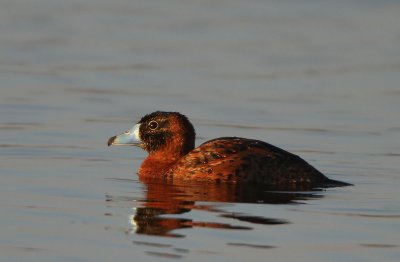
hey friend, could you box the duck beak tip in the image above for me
[107,136,116,147]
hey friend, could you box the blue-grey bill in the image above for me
[107,123,141,146]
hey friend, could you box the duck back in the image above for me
[166,137,348,187]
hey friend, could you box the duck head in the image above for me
[108,111,196,157]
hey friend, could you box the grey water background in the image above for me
[1,0,400,261]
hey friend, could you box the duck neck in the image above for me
[139,137,195,177]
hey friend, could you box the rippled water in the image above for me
[1,0,400,261]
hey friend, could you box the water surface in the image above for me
[1,0,400,261]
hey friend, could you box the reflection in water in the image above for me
[108,178,324,238]
[227,243,276,249]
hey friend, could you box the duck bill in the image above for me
[107,123,142,147]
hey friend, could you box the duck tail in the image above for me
[323,178,353,188]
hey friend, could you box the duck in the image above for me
[108,111,351,187]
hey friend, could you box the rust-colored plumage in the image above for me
[108,111,350,187]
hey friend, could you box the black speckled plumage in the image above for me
[167,137,348,187]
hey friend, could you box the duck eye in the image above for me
[148,121,158,130]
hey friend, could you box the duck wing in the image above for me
[167,137,340,187]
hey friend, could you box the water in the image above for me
[1,0,400,261]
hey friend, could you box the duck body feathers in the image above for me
[164,137,347,187]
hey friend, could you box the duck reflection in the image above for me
[128,177,322,237]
